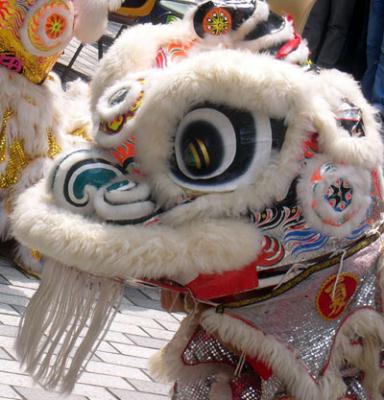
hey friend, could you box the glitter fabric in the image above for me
[343,376,370,400]
[231,374,262,400]
[0,116,61,189]
[172,374,264,400]
[172,377,213,400]
[229,238,381,379]
[182,325,239,367]
[0,109,14,162]
[0,0,74,84]
[178,326,264,399]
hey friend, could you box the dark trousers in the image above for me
[303,0,357,68]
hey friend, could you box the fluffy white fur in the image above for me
[297,155,372,238]
[90,22,195,110]
[95,76,147,147]
[11,181,262,281]
[315,68,383,168]
[113,51,381,227]
[124,50,378,226]
[73,0,122,43]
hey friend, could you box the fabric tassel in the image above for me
[16,259,123,393]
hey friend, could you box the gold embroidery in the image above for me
[0,139,29,189]
[0,109,15,162]
[31,249,42,262]
[47,128,62,158]
[324,277,348,317]
[69,125,94,142]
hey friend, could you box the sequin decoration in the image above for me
[230,239,381,380]
[47,128,62,158]
[31,249,42,261]
[0,117,62,189]
[173,377,213,400]
[69,126,93,142]
[20,0,74,57]
[0,139,29,189]
[231,374,262,400]
[324,178,353,213]
[0,108,14,162]
[182,326,239,366]
[203,7,232,36]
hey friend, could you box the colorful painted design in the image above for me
[316,273,359,320]
[253,205,302,231]
[0,0,11,23]
[302,133,319,160]
[100,90,144,135]
[255,235,285,267]
[0,52,23,72]
[202,7,232,36]
[45,12,66,39]
[21,0,74,57]
[0,0,74,82]
[324,178,353,213]
[155,40,195,69]
[284,227,329,256]
[111,138,136,166]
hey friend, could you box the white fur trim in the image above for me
[95,76,146,147]
[73,0,115,43]
[314,68,383,169]
[200,305,384,399]
[297,155,372,238]
[11,181,262,280]
[90,22,195,110]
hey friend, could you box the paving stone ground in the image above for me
[0,257,183,400]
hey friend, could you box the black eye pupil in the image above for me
[181,121,223,176]
[109,88,130,106]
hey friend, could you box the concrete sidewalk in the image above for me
[0,258,182,400]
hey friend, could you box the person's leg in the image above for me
[315,0,357,68]
[302,0,331,62]
[362,0,384,101]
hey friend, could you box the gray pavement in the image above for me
[0,257,182,400]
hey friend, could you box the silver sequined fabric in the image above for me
[182,326,238,366]
[344,376,370,400]
[230,239,381,379]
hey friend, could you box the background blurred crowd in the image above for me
[302,0,384,120]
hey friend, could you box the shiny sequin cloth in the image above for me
[174,326,262,399]
[229,238,382,379]
[173,237,383,399]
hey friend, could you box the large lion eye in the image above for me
[175,108,237,180]
[170,104,272,192]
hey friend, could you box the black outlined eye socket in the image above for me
[175,108,237,180]
[170,104,272,192]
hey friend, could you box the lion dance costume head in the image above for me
[11,1,384,399]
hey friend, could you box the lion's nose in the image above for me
[93,179,157,224]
